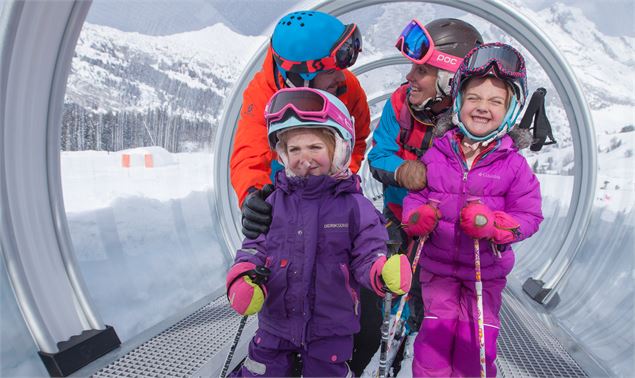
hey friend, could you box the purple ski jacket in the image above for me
[403,129,543,281]
[234,171,388,347]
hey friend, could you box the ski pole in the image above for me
[387,235,426,344]
[220,265,270,378]
[377,240,400,378]
[387,199,438,346]
[473,218,487,378]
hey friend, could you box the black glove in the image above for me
[241,184,274,239]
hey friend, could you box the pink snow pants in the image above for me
[412,270,506,377]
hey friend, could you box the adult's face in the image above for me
[312,69,346,95]
[405,63,438,106]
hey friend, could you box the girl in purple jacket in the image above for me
[225,87,412,377]
[402,43,544,377]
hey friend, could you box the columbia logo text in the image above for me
[324,223,349,229]
[479,172,501,180]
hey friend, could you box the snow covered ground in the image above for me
[61,148,229,344]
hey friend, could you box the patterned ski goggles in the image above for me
[395,19,463,72]
[459,42,527,101]
[463,43,525,78]
[265,87,354,135]
[272,23,362,75]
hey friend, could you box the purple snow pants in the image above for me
[412,270,506,377]
[233,328,353,377]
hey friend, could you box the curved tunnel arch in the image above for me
[1,0,631,376]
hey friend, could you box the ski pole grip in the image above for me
[249,266,271,286]
[386,240,401,258]
[381,240,402,293]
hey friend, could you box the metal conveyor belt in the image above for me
[496,288,587,377]
[84,289,590,377]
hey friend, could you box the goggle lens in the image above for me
[397,21,431,61]
[334,25,362,69]
[466,44,523,74]
[268,89,325,116]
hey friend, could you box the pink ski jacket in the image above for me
[403,129,543,281]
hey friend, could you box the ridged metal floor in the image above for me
[88,294,251,377]
[496,289,587,377]
[84,289,590,377]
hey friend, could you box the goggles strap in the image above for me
[427,50,463,72]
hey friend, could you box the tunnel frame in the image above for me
[0,0,597,375]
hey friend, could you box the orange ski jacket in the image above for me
[230,48,370,206]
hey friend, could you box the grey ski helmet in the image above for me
[426,18,483,98]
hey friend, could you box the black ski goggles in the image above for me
[464,43,525,78]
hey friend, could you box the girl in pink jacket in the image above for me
[402,43,544,377]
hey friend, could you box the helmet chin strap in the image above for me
[285,77,311,88]
[410,69,454,112]
[436,70,453,97]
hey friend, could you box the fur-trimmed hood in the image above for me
[429,110,533,150]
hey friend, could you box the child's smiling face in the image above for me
[459,76,510,138]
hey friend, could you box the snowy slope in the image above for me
[67,23,267,123]
[65,3,633,183]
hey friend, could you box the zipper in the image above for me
[454,169,469,275]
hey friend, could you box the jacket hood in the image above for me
[274,170,362,199]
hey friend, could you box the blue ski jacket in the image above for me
[367,84,439,221]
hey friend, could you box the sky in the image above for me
[86,0,635,37]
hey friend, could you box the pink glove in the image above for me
[491,211,521,244]
[460,203,495,239]
[370,255,412,297]
[460,203,520,243]
[226,262,267,315]
[402,202,441,237]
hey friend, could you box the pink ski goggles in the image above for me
[265,87,354,136]
[395,19,463,72]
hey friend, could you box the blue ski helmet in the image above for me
[272,11,346,81]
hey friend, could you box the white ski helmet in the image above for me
[265,87,355,176]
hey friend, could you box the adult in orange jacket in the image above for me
[230,10,370,239]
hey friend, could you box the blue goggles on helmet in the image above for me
[395,19,463,72]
